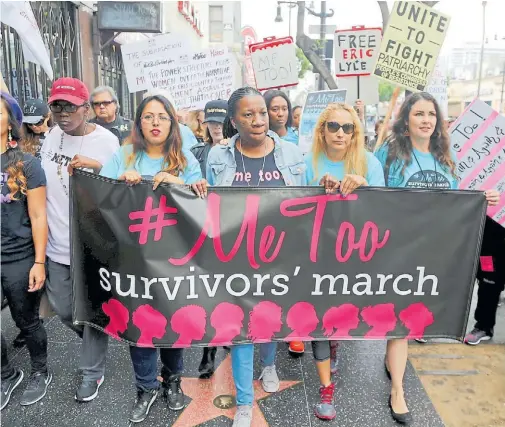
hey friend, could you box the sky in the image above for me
[241,0,505,54]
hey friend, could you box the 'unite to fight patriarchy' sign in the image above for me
[373,1,451,92]
[71,171,485,348]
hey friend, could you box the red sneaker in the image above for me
[289,341,305,354]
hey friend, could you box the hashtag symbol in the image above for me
[128,195,178,245]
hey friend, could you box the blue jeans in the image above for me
[231,342,277,406]
[129,347,184,391]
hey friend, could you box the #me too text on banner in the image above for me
[71,171,486,348]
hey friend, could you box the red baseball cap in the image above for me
[48,77,89,106]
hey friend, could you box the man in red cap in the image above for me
[40,77,119,402]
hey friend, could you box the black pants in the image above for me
[474,217,505,335]
[1,255,48,380]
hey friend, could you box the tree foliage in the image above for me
[296,47,312,79]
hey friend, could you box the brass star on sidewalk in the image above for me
[172,354,300,427]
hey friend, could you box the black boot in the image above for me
[198,347,217,379]
[163,374,185,411]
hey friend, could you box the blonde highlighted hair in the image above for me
[311,103,367,181]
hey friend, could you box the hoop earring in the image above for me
[403,129,409,136]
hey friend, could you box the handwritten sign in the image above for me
[373,1,451,92]
[121,34,188,93]
[299,89,347,154]
[425,58,448,118]
[145,47,234,110]
[250,36,298,91]
[335,27,382,77]
[450,99,505,227]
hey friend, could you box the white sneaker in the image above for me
[232,405,252,427]
[259,365,279,393]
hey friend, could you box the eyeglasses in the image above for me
[326,122,355,134]
[49,103,86,113]
[141,114,171,123]
[92,100,115,108]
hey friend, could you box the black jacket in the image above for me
[91,115,132,144]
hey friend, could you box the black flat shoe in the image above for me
[388,395,413,425]
[384,360,391,380]
[198,347,217,379]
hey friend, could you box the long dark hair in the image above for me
[223,86,263,139]
[383,92,456,184]
[128,95,186,175]
[263,89,293,129]
[21,114,53,156]
[1,96,26,200]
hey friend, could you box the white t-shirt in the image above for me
[40,124,119,265]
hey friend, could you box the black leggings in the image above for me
[1,256,48,379]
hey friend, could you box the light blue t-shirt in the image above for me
[100,144,202,184]
[179,123,198,150]
[375,144,458,189]
[305,151,385,187]
[282,127,299,145]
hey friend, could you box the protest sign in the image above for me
[145,47,234,110]
[72,170,485,347]
[373,1,451,92]
[250,37,298,91]
[121,34,188,93]
[298,89,347,154]
[337,76,379,106]
[425,58,448,118]
[450,99,505,227]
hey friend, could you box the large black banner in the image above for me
[71,170,487,348]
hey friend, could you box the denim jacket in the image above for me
[206,131,307,186]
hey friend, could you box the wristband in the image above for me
[34,262,45,265]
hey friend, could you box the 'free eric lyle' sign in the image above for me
[373,1,451,92]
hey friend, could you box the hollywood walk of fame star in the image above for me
[172,354,300,427]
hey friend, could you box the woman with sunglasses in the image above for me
[192,86,307,427]
[375,92,500,425]
[21,99,53,159]
[39,77,119,403]
[100,94,202,424]
[304,103,384,421]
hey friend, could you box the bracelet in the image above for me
[34,262,45,265]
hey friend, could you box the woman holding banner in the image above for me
[100,94,203,424]
[192,86,306,427]
[375,92,500,425]
[304,102,385,420]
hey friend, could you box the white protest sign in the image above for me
[146,46,234,111]
[250,37,298,91]
[337,75,379,106]
[335,27,382,77]
[425,58,448,118]
[121,34,188,93]
[450,99,505,227]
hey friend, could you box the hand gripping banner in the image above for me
[71,171,486,348]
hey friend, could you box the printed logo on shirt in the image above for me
[1,172,12,203]
[41,147,72,167]
[234,169,283,184]
[405,170,451,189]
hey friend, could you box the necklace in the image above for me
[412,150,437,188]
[57,123,88,196]
[238,138,268,187]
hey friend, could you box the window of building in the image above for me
[209,5,223,42]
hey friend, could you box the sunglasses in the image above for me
[92,100,115,108]
[326,122,355,134]
[28,118,46,126]
[49,103,86,113]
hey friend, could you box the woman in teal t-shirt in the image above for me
[100,95,202,424]
[374,92,500,426]
[303,102,384,422]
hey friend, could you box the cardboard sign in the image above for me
[121,34,188,93]
[298,89,347,154]
[145,47,234,110]
[250,37,298,91]
[425,58,448,118]
[337,75,379,106]
[373,1,451,92]
[335,27,382,77]
[450,99,505,227]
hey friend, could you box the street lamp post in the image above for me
[275,1,334,90]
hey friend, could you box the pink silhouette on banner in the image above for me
[361,303,397,338]
[322,304,360,339]
[209,302,245,346]
[132,305,168,347]
[102,298,129,339]
[399,303,434,339]
[285,302,319,341]
[171,305,207,348]
[248,301,283,343]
